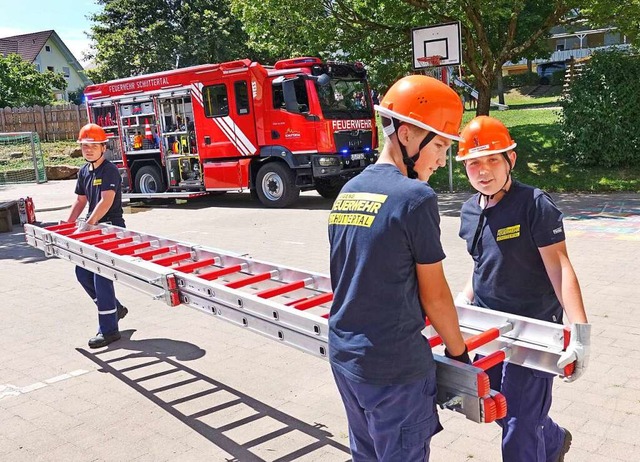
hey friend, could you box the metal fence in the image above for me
[0,104,88,141]
[0,132,48,185]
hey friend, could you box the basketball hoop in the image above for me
[417,56,447,83]
[417,56,442,68]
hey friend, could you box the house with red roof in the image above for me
[0,30,92,101]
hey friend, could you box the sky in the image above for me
[0,0,100,66]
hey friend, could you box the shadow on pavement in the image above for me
[77,330,350,462]
[127,191,335,212]
[0,228,49,263]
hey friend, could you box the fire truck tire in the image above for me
[256,162,300,208]
[315,178,344,199]
[134,165,166,194]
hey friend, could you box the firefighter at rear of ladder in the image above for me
[64,123,129,348]
[328,75,469,462]
[456,116,591,462]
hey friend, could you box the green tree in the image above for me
[86,0,257,82]
[0,54,67,107]
[232,0,582,114]
[582,1,640,46]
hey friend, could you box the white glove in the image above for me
[74,220,93,234]
[557,323,591,383]
[454,292,473,306]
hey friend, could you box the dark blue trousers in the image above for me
[484,361,566,462]
[75,266,119,335]
[331,366,442,462]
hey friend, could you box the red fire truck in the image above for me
[84,57,378,207]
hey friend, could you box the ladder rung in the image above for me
[473,350,505,371]
[198,264,243,281]
[465,323,512,352]
[80,233,117,245]
[173,258,217,273]
[225,272,273,289]
[44,222,76,231]
[70,229,103,240]
[465,327,500,351]
[56,227,79,236]
[255,280,306,299]
[111,241,151,256]
[95,236,134,251]
[134,246,171,260]
[152,252,192,266]
[288,292,333,310]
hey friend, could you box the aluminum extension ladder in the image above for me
[24,222,575,424]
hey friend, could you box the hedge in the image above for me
[559,49,640,167]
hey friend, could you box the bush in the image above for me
[559,49,640,167]
[503,72,539,88]
[550,69,565,86]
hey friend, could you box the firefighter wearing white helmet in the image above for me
[328,75,468,461]
[65,123,129,348]
[456,116,590,462]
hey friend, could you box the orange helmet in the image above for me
[77,123,108,144]
[456,116,516,161]
[375,75,463,141]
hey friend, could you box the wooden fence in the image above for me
[0,104,89,141]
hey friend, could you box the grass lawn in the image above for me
[0,140,84,172]
[500,86,562,108]
[428,107,640,193]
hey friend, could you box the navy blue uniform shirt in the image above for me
[459,181,565,323]
[328,163,445,385]
[75,160,124,227]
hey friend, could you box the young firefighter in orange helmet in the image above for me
[328,75,469,461]
[456,116,590,462]
[65,123,128,348]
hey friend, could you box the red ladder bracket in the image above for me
[563,326,575,377]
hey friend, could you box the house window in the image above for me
[556,44,565,51]
[45,45,51,52]
[34,63,41,72]
[62,67,70,78]
[202,84,229,118]
[47,66,54,72]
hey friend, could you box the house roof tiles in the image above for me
[0,30,54,62]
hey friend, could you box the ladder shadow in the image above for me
[76,331,350,462]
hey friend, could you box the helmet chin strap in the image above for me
[392,118,436,179]
[84,148,104,169]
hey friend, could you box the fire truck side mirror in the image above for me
[315,74,331,87]
[282,80,300,114]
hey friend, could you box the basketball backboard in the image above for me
[412,21,462,70]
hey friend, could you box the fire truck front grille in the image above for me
[333,130,373,153]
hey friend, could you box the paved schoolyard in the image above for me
[0,180,639,461]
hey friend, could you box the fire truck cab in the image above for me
[84,57,378,207]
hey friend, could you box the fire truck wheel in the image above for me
[135,165,166,194]
[256,162,300,208]
[315,179,344,199]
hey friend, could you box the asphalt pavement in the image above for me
[0,180,639,461]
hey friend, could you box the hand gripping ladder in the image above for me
[24,222,577,423]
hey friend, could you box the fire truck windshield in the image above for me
[317,78,373,120]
